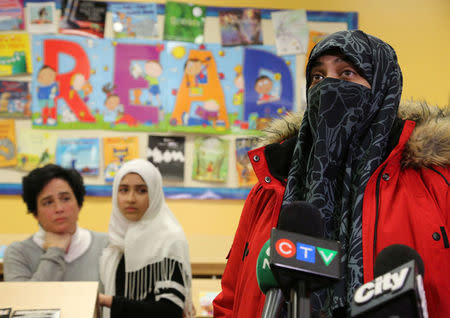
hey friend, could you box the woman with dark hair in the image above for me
[4,164,108,282]
[213,30,449,317]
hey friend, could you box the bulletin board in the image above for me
[0,1,357,199]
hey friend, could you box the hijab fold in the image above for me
[282,30,402,313]
[99,159,193,318]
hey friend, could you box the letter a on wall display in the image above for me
[243,47,295,131]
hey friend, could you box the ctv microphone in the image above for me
[351,244,428,318]
[257,239,284,318]
[270,201,342,318]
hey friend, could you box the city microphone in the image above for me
[351,244,428,318]
[257,239,284,318]
[270,201,342,318]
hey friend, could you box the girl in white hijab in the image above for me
[99,159,193,318]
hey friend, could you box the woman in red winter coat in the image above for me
[213,30,449,317]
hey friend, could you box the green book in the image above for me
[163,1,206,43]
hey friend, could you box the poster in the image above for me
[235,137,258,187]
[271,10,308,55]
[60,0,107,38]
[103,136,139,182]
[147,135,185,182]
[0,119,17,167]
[163,1,206,44]
[55,137,100,175]
[192,136,228,183]
[0,80,31,118]
[0,33,32,76]
[0,0,24,31]
[219,8,262,46]
[109,2,158,39]
[16,128,57,171]
[25,1,58,34]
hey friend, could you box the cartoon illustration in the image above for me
[36,65,58,125]
[102,83,123,125]
[254,75,278,104]
[33,7,51,24]
[69,73,92,102]
[170,50,229,129]
[134,60,163,106]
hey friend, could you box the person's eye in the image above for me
[118,187,128,193]
[42,200,52,207]
[341,69,356,78]
[138,188,148,194]
[310,73,324,85]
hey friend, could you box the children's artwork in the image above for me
[304,30,329,70]
[55,137,100,175]
[163,1,206,44]
[166,42,295,134]
[60,0,107,38]
[219,8,262,46]
[0,80,31,118]
[235,137,258,187]
[16,128,57,171]
[271,10,309,55]
[147,135,185,182]
[0,119,17,167]
[109,2,158,39]
[192,136,228,183]
[199,291,220,316]
[25,1,57,33]
[0,33,32,76]
[31,35,169,130]
[103,136,139,182]
[0,0,24,31]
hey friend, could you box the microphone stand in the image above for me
[288,281,310,318]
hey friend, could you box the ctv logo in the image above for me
[275,238,337,266]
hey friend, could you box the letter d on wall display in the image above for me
[242,48,294,128]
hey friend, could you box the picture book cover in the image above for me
[163,1,206,44]
[0,80,31,118]
[60,0,107,38]
[147,135,185,182]
[55,137,100,176]
[235,137,258,187]
[103,136,139,182]
[31,34,169,131]
[0,0,24,31]
[0,32,32,76]
[25,1,58,33]
[219,8,262,46]
[0,119,17,167]
[271,9,309,56]
[109,2,158,39]
[192,136,229,183]
[16,128,57,171]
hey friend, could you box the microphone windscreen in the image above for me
[374,244,425,277]
[277,201,323,237]
[256,240,279,294]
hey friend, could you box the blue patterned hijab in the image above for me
[282,30,402,314]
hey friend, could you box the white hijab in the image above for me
[99,159,193,318]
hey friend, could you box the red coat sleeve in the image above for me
[212,184,261,317]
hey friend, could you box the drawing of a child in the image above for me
[36,65,58,125]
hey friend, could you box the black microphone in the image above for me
[351,244,428,318]
[270,201,342,318]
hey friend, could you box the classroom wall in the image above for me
[1,0,448,236]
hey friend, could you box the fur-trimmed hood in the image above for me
[258,101,450,168]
